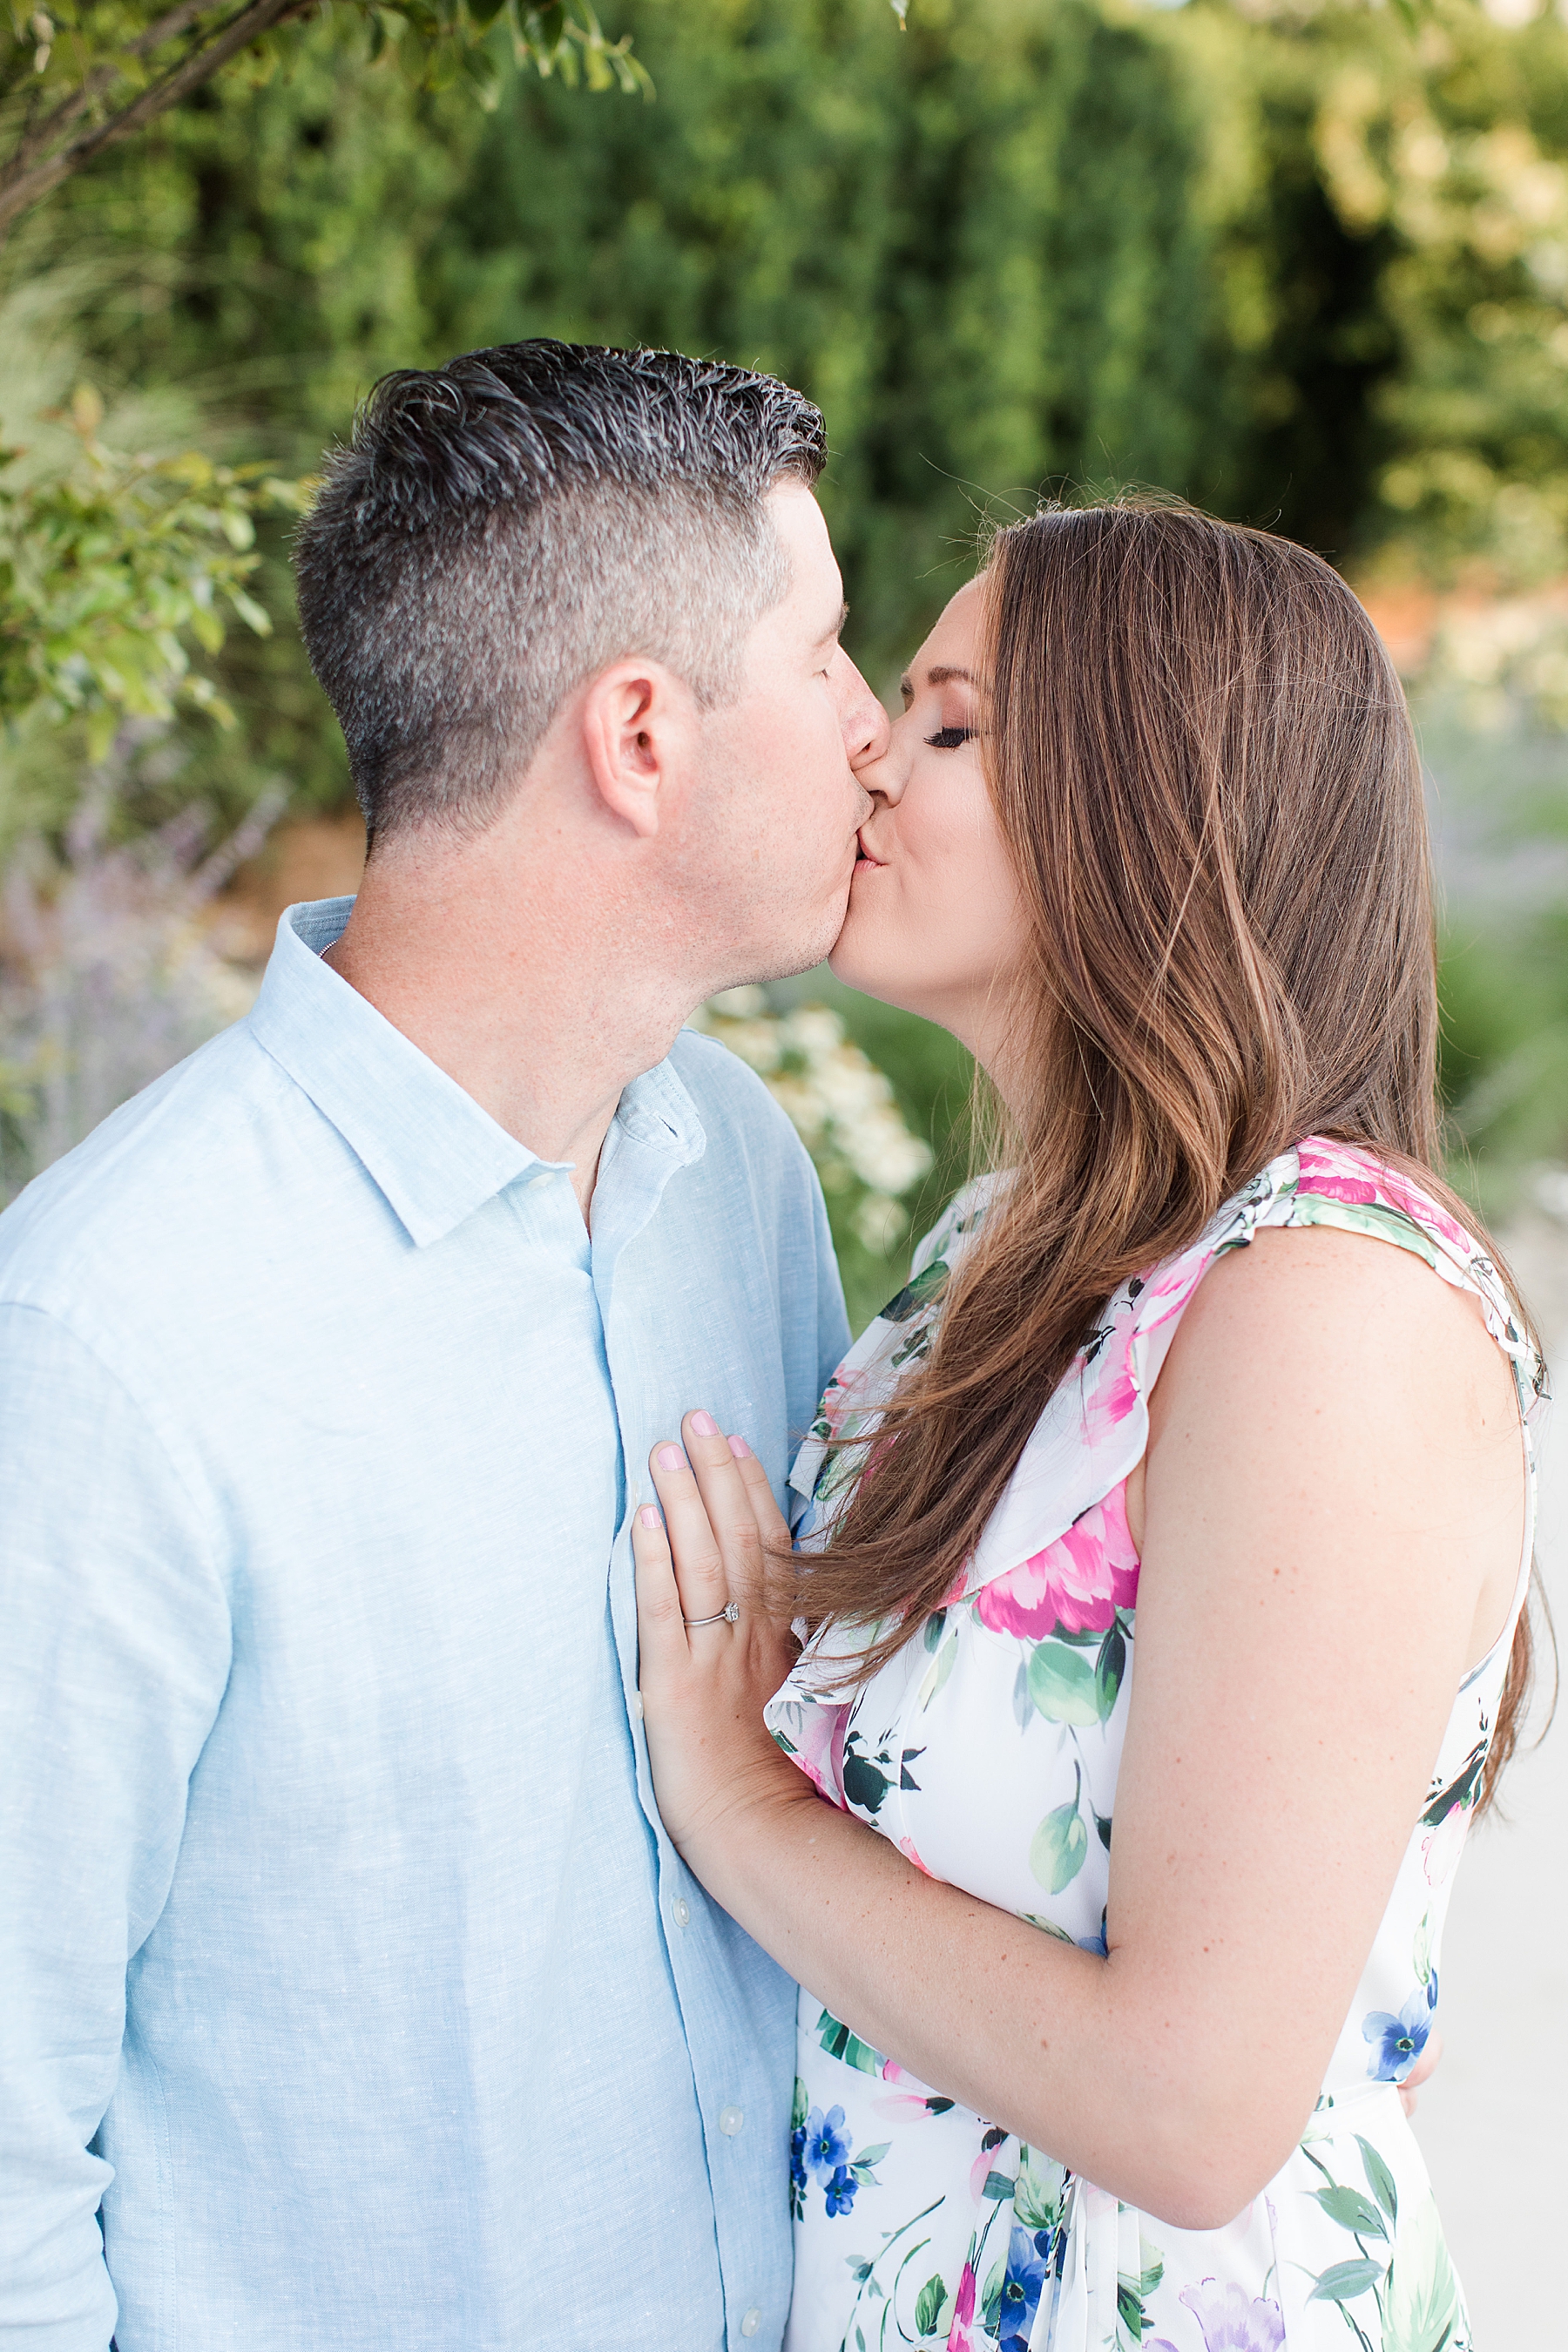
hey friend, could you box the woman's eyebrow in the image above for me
[925,665,974,687]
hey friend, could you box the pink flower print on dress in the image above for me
[786,1698,851,1808]
[946,2258,978,2351]
[1294,1135,1385,1208]
[1080,1254,1207,1447]
[1177,2278,1285,2352]
[1421,1803,1469,1889]
[975,1480,1140,1641]
[1295,1137,1475,1260]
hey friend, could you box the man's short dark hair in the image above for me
[293,341,827,846]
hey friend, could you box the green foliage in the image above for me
[0,0,651,237]
[1294,2,1568,583]
[0,379,308,756]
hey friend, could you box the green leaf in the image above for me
[1357,2134,1399,2225]
[1014,2148,1068,2232]
[1116,2279,1148,2341]
[1315,2186,1389,2240]
[814,2007,884,2076]
[1093,1621,1125,1720]
[855,2141,890,2169]
[913,2274,947,2335]
[1383,2193,1461,2350]
[916,1630,958,1710]
[982,2168,1014,2201]
[1027,1639,1101,1726]
[791,2076,808,2131]
[1308,2257,1385,2304]
[1030,1777,1090,1895]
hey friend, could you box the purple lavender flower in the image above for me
[1179,2278,1287,2352]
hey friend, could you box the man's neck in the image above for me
[322,838,691,1223]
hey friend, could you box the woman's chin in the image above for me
[828,924,912,1015]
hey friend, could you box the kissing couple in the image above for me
[0,341,1539,2352]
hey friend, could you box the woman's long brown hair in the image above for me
[804,497,1545,1811]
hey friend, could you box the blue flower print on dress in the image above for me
[823,2163,859,2218]
[788,2123,808,2220]
[803,2104,852,2180]
[998,2222,1053,2349]
[1362,1978,1436,2082]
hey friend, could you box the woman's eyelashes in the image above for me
[925,725,976,750]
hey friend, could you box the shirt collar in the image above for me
[247,898,706,1248]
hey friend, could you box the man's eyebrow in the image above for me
[815,601,849,645]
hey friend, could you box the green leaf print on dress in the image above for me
[1027,1639,1104,1727]
[1301,2132,1470,2352]
[1031,1762,1091,1894]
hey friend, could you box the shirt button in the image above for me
[740,2312,761,2339]
[718,2104,745,2136]
[672,1896,691,1928]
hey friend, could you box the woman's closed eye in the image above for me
[925,725,976,749]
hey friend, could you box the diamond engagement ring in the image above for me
[683,1600,740,1628]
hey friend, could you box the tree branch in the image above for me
[0,0,312,238]
[8,0,220,178]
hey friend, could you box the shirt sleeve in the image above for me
[0,1304,231,2351]
[806,1163,851,1417]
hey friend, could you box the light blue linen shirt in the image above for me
[0,897,848,2352]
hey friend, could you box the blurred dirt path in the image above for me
[1412,1218,1567,2344]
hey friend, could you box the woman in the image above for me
[632,500,1544,2351]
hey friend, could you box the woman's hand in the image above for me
[632,1410,819,1867]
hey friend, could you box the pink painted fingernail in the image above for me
[689,1409,718,1437]
[639,1505,661,1530]
[657,1443,686,1472]
[727,1434,752,1459]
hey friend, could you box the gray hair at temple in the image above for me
[293,340,828,849]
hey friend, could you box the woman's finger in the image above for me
[631,1500,688,1680]
[724,1432,795,1555]
[680,1410,768,1605]
[648,1439,732,1626]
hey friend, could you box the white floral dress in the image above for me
[765,1139,1543,2352]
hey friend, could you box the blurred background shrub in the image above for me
[2,0,1566,1319]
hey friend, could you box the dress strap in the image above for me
[1273,1137,1547,1423]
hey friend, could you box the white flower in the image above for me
[700,996,936,1255]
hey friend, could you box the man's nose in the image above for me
[835,649,891,771]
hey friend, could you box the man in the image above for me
[0,342,888,2350]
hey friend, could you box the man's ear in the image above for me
[578,659,696,841]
